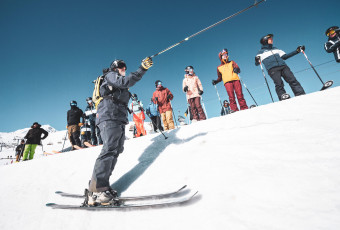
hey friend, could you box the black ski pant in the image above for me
[268,65,305,100]
[150,115,163,132]
[67,125,81,147]
[89,120,125,192]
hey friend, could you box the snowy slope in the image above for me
[0,87,340,230]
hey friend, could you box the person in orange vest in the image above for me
[129,94,147,137]
[212,48,248,112]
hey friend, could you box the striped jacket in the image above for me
[324,34,340,63]
[255,44,299,71]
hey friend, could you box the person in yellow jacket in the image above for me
[212,48,248,112]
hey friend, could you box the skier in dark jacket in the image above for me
[324,26,340,63]
[220,100,231,116]
[87,57,153,206]
[255,34,306,100]
[22,122,48,161]
[84,97,102,145]
[67,101,83,150]
[15,139,25,162]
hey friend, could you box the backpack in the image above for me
[92,75,105,109]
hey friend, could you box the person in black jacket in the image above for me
[67,100,84,150]
[22,122,48,161]
[324,26,340,63]
[255,34,306,100]
[15,139,25,162]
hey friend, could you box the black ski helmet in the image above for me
[86,97,92,103]
[155,80,162,87]
[132,93,138,100]
[325,26,339,36]
[110,59,127,71]
[70,100,77,107]
[185,66,194,74]
[260,34,273,45]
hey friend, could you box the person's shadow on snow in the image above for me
[111,128,207,195]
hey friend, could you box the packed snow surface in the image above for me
[0,87,340,230]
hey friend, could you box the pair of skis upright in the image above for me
[46,185,198,210]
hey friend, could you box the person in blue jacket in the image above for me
[86,57,153,206]
[255,34,306,100]
[145,98,164,132]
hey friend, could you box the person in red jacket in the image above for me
[152,80,175,130]
[212,48,248,112]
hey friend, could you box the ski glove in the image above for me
[183,86,188,92]
[141,57,153,70]
[296,45,305,53]
[198,89,203,95]
[167,95,172,100]
[255,56,261,64]
[233,68,240,74]
[212,80,219,85]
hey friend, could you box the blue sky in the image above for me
[1,0,339,132]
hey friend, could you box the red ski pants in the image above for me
[133,112,147,137]
[188,97,206,121]
[224,80,248,111]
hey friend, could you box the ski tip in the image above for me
[46,203,56,207]
[55,191,62,194]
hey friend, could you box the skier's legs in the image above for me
[282,66,306,96]
[188,98,199,120]
[90,122,98,145]
[67,126,75,146]
[193,97,206,120]
[268,67,286,100]
[224,82,239,111]
[161,112,169,130]
[156,116,164,131]
[28,144,38,160]
[89,120,125,192]
[133,114,142,137]
[233,80,248,110]
[71,127,82,147]
[22,144,30,161]
[166,110,175,130]
[150,116,158,131]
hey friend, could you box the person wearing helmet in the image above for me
[152,80,175,130]
[129,94,147,137]
[255,34,306,100]
[324,26,340,63]
[183,66,206,121]
[212,49,248,112]
[84,97,102,145]
[22,122,48,161]
[220,100,231,116]
[67,100,84,150]
[87,57,153,206]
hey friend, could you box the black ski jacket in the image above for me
[24,125,48,145]
[67,106,84,126]
[324,33,340,63]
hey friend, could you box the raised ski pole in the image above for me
[238,75,258,106]
[300,50,333,91]
[150,0,266,58]
[259,60,275,103]
[213,84,227,115]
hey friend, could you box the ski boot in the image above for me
[83,188,118,206]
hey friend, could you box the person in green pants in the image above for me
[22,122,48,161]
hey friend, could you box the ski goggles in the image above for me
[220,49,228,55]
[87,100,93,103]
[185,67,193,73]
[327,30,336,37]
[157,81,162,86]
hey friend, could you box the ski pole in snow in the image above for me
[238,74,258,106]
[150,0,266,58]
[61,130,68,152]
[200,96,208,119]
[213,84,227,115]
[259,60,274,103]
[300,50,333,91]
